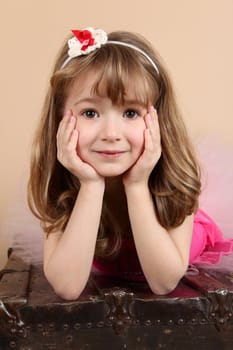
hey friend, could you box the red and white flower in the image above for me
[68,27,108,57]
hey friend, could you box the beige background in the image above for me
[0,0,233,268]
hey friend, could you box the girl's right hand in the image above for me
[56,110,104,185]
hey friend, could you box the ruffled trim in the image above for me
[189,209,233,264]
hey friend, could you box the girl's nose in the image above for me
[100,117,122,141]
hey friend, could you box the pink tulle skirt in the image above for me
[190,209,233,264]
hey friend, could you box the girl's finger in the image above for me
[58,111,77,143]
[69,128,79,150]
[144,128,154,152]
[147,107,160,143]
[57,110,71,139]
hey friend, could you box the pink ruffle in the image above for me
[189,209,233,264]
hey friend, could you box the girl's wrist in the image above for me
[80,179,105,193]
[124,181,149,195]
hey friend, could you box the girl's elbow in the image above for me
[149,270,186,295]
[54,285,83,301]
[43,266,85,300]
[149,281,178,295]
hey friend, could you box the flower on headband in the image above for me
[67,27,108,58]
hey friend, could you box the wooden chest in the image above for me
[0,253,233,350]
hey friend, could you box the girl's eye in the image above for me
[123,110,139,119]
[82,110,98,118]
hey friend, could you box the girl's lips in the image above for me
[95,150,126,158]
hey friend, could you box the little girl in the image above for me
[28,27,233,300]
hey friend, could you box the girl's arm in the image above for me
[44,111,105,300]
[44,182,104,300]
[125,184,193,295]
[123,107,193,294]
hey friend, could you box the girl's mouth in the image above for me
[95,150,126,158]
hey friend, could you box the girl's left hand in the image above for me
[123,107,161,187]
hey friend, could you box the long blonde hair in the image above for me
[28,30,201,257]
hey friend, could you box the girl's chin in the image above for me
[88,160,136,177]
[91,165,129,178]
[82,158,135,178]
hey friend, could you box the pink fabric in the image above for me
[92,209,233,281]
[190,209,233,264]
[93,239,145,281]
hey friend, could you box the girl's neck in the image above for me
[104,176,132,237]
[105,176,124,194]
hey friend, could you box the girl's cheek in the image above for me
[75,132,89,158]
[76,143,86,161]
[139,122,147,142]
[131,129,145,154]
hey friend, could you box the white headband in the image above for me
[61,27,159,75]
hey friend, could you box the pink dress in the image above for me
[92,209,233,281]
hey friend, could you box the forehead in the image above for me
[67,67,155,106]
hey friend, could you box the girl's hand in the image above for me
[56,110,104,185]
[123,107,161,187]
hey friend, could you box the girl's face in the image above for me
[64,71,148,177]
